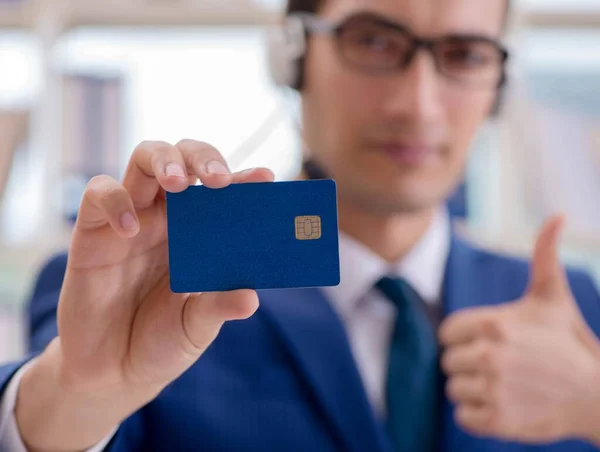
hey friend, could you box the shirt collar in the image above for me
[322,209,451,318]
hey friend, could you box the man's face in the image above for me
[302,0,506,214]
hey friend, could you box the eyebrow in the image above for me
[338,10,503,43]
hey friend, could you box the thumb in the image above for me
[527,215,570,300]
[182,290,259,353]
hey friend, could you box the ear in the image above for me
[293,57,306,91]
[291,27,310,91]
[489,71,508,118]
[489,85,505,117]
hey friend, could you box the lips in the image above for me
[377,143,438,166]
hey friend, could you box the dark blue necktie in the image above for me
[376,276,440,452]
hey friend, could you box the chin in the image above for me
[335,161,457,211]
[384,194,441,214]
[349,183,445,215]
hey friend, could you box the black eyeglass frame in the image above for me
[291,11,510,90]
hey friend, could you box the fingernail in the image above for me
[121,212,138,230]
[206,161,230,175]
[165,163,186,178]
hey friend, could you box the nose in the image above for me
[384,51,444,126]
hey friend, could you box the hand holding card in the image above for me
[15,139,284,452]
[166,179,341,293]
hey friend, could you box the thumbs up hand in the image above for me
[439,216,600,446]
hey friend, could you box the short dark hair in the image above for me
[286,0,511,25]
[286,0,322,15]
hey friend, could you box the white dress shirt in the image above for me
[0,208,451,450]
[322,208,451,416]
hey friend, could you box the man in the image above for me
[2,0,600,450]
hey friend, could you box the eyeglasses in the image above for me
[295,12,510,90]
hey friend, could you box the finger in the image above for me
[154,166,273,202]
[446,374,491,404]
[439,307,503,346]
[123,140,235,209]
[455,403,497,437]
[232,168,275,184]
[123,141,190,210]
[181,290,259,352]
[441,339,498,375]
[527,214,570,299]
[156,174,198,201]
[77,175,139,237]
[175,139,233,189]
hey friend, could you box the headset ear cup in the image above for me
[266,15,307,90]
[266,25,293,87]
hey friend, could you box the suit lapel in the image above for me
[259,287,391,452]
[440,236,489,452]
[443,234,530,316]
[440,236,528,452]
[443,235,494,317]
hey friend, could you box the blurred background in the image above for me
[0,0,599,360]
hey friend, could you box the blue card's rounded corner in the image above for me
[323,178,337,190]
[323,281,341,289]
[329,273,341,287]
[169,280,186,294]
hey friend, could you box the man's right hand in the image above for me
[15,140,274,452]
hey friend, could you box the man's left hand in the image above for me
[440,216,600,446]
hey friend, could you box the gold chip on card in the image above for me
[295,216,322,240]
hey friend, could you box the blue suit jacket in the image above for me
[2,235,600,451]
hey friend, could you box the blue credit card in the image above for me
[166,179,340,293]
